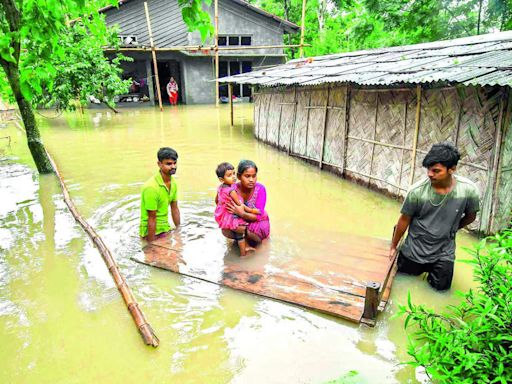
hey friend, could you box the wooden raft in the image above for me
[133,233,398,325]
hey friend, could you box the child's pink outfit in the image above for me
[215,184,248,230]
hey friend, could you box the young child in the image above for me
[214,162,260,256]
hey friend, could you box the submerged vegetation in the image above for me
[397,227,512,383]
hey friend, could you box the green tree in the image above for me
[0,0,121,173]
[38,21,131,112]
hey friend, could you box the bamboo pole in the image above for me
[214,0,219,107]
[228,83,234,127]
[265,91,273,142]
[299,0,306,58]
[45,150,159,347]
[144,2,163,112]
[304,90,312,156]
[341,85,351,174]
[319,86,330,169]
[277,93,284,148]
[288,87,298,154]
[368,93,380,184]
[346,136,410,150]
[104,44,309,53]
[397,101,408,195]
[408,85,422,186]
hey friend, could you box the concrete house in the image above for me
[100,0,298,104]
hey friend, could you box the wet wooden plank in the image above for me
[134,233,397,324]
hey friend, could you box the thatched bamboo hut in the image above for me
[221,31,512,234]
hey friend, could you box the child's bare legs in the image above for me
[233,226,255,256]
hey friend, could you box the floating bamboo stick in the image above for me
[144,2,163,111]
[45,150,159,347]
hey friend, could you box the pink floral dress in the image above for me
[214,184,248,230]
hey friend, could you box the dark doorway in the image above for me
[156,60,184,104]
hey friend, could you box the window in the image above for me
[218,36,227,46]
[228,36,240,46]
[119,35,138,46]
[241,36,252,46]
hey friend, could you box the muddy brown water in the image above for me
[0,105,479,383]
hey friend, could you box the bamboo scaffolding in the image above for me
[144,2,163,111]
[105,44,309,53]
[299,0,307,58]
[408,85,422,186]
[45,150,159,347]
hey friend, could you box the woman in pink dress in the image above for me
[223,160,270,246]
[215,162,260,256]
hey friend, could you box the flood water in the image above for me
[0,105,479,383]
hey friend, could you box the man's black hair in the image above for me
[216,162,234,178]
[422,142,460,169]
[157,147,178,162]
[237,159,258,175]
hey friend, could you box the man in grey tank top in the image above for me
[389,143,480,290]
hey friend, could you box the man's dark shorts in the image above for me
[397,252,454,291]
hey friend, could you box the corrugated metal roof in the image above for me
[219,31,512,88]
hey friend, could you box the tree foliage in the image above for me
[0,0,127,173]
[250,0,512,58]
[397,228,512,383]
[178,0,214,41]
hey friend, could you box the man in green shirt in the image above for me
[140,147,181,242]
[389,142,479,290]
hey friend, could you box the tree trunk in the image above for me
[2,62,54,174]
[477,0,483,34]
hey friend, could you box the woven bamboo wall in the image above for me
[494,93,512,230]
[252,84,510,233]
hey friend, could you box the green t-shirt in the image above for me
[139,171,178,237]
[400,175,480,263]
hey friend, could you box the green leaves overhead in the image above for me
[249,0,512,58]
[178,0,214,41]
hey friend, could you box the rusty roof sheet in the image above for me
[219,31,512,88]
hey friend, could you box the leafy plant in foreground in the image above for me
[397,227,512,383]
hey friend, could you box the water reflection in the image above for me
[0,106,480,383]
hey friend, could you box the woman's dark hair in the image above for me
[237,160,258,175]
[422,142,460,169]
[215,162,234,178]
[157,147,178,162]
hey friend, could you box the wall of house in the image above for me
[253,84,508,233]
[104,0,291,104]
[188,0,288,56]
[103,0,189,47]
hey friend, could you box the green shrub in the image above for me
[397,228,512,384]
